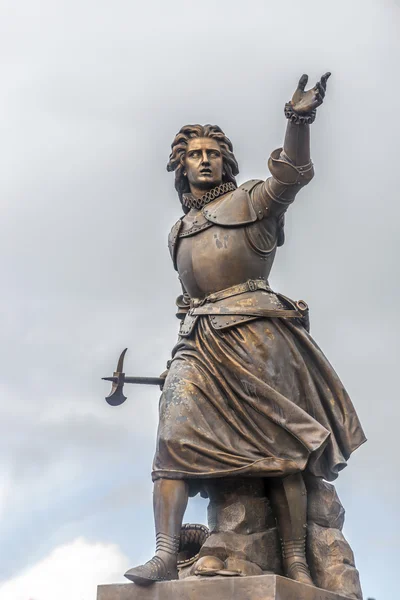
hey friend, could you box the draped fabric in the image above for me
[152,316,366,484]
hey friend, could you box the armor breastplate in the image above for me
[176,225,276,298]
[168,180,280,299]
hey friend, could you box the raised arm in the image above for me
[253,73,331,218]
[283,73,329,161]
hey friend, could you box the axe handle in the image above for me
[103,375,165,386]
[124,376,165,386]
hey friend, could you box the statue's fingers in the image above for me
[320,72,331,90]
[315,81,325,99]
[297,74,309,92]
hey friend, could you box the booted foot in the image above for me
[124,555,178,586]
[285,559,313,586]
[282,539,314,586]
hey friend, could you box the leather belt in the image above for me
[190,306,304,318]
[190,279,271,307]
[188,279,308,320]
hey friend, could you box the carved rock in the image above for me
[205,478,275,535]
[189,478,282,575]
[306,475,345,530]
[308,523,363,600]
[224,557,264,576]
[180,476,362,600]
[198,529,282,573]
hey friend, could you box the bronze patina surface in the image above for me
[104,73,366,598]
[97,574,354,600]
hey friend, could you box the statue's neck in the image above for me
[188,183,220,200]
[182,182,237,211]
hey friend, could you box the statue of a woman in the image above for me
[125,73,366,587]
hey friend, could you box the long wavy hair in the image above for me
[166,124,239,213]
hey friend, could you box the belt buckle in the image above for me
[190,298,201,309]
[248,280,256,292]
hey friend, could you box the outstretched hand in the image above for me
[290,72,331,114]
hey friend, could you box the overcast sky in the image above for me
[0,1,399,599]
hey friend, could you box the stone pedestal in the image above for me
[97,575,353,600]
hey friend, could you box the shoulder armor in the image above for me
[203,180,263,226]
[179,210,213,238]
[168,219,183,270]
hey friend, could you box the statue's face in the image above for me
[184,137,223,190]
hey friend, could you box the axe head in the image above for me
[103,348,128,406]
[105,373,127,406]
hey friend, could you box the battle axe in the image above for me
[102,348,165,406]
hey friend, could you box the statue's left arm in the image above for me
[252,73,331,220]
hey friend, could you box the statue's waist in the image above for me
[179,279,309,336]
[190,278,272,307]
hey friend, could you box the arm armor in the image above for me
[259,118,315,216]
[268,149,314,187]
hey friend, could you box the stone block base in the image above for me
[97,575,353,600]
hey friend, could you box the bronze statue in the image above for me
[112,73,366,591]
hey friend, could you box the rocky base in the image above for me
[178,477,362,600]
[97,574,354,600]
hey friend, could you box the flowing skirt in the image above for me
[152,317,366,483]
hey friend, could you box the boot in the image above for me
[281,535,312,585]
[124,532,180,585]
[124,479,188,586]
[268,473,313,586]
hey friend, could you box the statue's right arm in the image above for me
[251,73,330,220]
[251,120,315,221]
